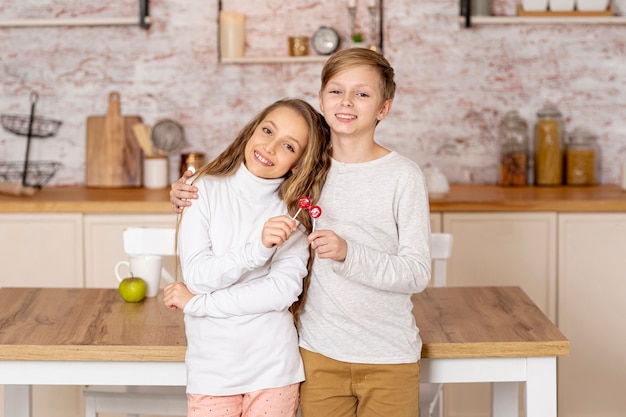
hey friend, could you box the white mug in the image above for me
[115,255,174,297]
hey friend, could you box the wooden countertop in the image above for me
[1,184,626,213]
[429,184,626,212]
[0,187,172,213]
[0,286,568,361]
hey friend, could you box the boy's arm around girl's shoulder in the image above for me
[183,226,310,319]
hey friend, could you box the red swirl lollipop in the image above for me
[309,205,322,219]
[309,205,322,232]
[298,196,311,209]
[292,195,312,220]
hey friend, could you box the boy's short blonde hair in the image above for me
[320,48,396,102]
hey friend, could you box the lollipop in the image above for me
[309,205,322,233]
[291,195,311,220]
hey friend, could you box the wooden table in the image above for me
[0,286,568,417]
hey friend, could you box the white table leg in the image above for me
[4,385,32,417]
[525,357,557,417]
[492,382,518,417]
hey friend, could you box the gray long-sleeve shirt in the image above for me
[299,152,432,364]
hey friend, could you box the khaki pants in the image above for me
[299,348,420,417]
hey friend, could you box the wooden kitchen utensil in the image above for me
[85,92,143,187]
[132,123,153,156]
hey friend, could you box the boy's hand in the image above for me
[308,230,347,262]
[262,215,298,248]
[163,282,195,310]
[170,170,198,213]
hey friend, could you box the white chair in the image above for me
[83,227,187,417]
[419,232,454,417]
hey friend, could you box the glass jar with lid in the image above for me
[498,110,529,186]
[565,128,600,185]
[534,103,564,186]
[180,152,206,177]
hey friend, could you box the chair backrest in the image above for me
[123,227,177,256]
[431,233,453,288]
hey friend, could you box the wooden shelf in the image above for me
[464,15,626,24]
[219,55,329,64]
[460,3,626,26]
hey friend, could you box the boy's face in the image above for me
[244,106,309,179]
[318,65,392,138]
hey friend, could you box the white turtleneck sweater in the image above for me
[179,163,309,396]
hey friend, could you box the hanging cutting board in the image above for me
[85,92,143,188]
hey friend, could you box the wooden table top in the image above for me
[0,288,186,361]
[412,286,569,358]
[1,184,626,213]
[0,286,568,361]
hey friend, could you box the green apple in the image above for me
[118,277,147,303]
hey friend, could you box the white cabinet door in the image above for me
[83,214,177,289]
[441,212,557,417]
[430,212,442,233]
[558,213,626,417]
[0,213,83,287]
[443,212,557,318]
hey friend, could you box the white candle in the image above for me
[348,0,357,8]
[368,0,376,7]
[219,12,245,59]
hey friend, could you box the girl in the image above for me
[163,98,332,417]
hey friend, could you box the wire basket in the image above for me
[1,114,62,138]
[0,161,61,188]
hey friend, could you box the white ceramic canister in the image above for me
[143,156,169,189]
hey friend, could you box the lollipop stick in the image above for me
[291,207,302,220]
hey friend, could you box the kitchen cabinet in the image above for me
[83,213,177,289]
[0,213,83,287]
[440,212,557,417]
[442,212,557,318]
[557,213,626,417]
[430,211,442,233]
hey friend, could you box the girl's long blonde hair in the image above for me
[179,98,332,327]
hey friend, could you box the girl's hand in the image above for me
[170,170,198,213]
[163,282,195,310]
[262,215,298,248]
[308,230,348,262]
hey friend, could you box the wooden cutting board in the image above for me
[85,92,143,188]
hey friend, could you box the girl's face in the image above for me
[244,106,309,179]
[319,65,391,138]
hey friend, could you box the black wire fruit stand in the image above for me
[0,91,62,195]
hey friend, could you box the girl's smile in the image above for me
[244,106,309,179]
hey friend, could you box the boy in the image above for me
[298,48,431,417]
